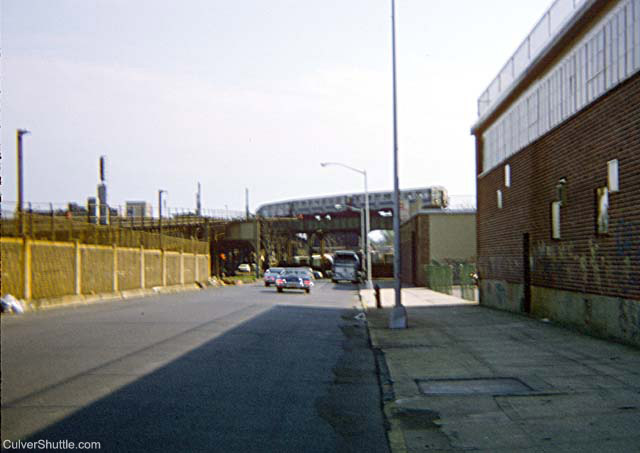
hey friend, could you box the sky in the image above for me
[1,0,553,215]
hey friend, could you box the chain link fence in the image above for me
[425,261,477,301]
[1,208,208,254]
[2,202,213,303]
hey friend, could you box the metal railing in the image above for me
[1,205,209,254]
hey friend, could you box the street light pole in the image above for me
[320,161,373,288]
[158,190,167,247]
[390,0,407,328]
[16,129,30,236]
[363,170,372,288]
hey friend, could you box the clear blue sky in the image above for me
[1,0,551,213]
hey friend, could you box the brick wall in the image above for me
[399,214,430,286]
[476,72,640,301]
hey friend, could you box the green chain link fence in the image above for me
[424,262,477,301]
[425,263,453,295]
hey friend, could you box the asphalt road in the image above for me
[1,281,389,453]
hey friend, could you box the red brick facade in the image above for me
[476,73,640,301]
[400,215,429,286]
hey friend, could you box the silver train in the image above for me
[256,187,448,218]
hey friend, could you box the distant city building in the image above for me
[67,202,87,217]
[471,0,639,346]
[87,197,98,224]
[125,201,153,218]
[97,184,108,225]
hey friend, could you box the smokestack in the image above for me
[98,156,108,224]
[246,188,249,219]
[99,155,106,182]
[196,182,202,216]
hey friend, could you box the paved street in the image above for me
[1,282,389,453]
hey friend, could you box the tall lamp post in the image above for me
[321,162,372,288]
[16,129,30,236]
[389,0,407,328]
[158,189,167,246]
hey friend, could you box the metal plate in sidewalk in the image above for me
[417,377,532,396]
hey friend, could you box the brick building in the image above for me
[471,0,639,345]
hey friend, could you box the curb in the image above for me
[9,284,206,313]
[358,287,408,453]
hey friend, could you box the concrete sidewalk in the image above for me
[360,287,640,453]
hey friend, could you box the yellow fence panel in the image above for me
[1,239,23,297]
[118,249,140,291]
[183,257,195,284]
[166,252,181,286]
[144,251,162,288]
[197,255,209,282]
[31,242,75,299]
[81,247,114,295]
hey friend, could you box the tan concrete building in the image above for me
[400,210,476,286]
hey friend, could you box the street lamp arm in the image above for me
[320,162,365,176]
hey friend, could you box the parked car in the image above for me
[237,263,251,273]
[275,269,314,294]
[312,270,323,279]
[263,267,285,287]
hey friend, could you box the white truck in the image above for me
[331,251,361,284]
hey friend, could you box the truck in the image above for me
[331,251,361,284]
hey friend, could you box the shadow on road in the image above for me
[19,305,388,453]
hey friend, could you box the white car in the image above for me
[237,263,251,273]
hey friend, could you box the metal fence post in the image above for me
[140,244,145,289]
[50,203,55,241]
[180,248,185,285]
[162,248,167,287]
[22,237,32,300]
[74,240,81,295]
[113,243,119,293]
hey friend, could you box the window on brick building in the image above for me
[608,159,619,192]
[596,187,609,234]
[552,201,561,239]
[505,164,511,187]
[497,190,503,209]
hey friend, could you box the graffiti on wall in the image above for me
[532,219,639,297]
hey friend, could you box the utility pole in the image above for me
[16,129,30,236]
[158,190,167,248]
[255,214,261,279]
[390,0,408,328]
